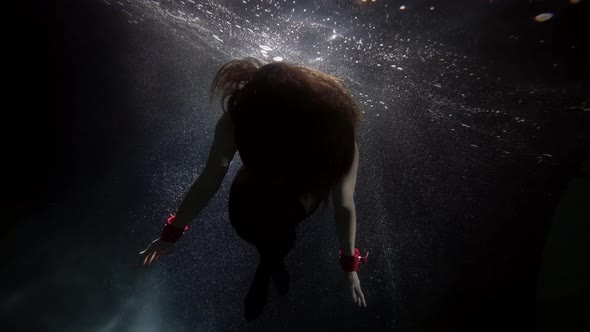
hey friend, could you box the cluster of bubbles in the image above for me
[107,0,583,162]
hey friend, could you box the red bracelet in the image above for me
[160,214,189,243]
[339,248,369,272]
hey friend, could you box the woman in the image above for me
[139,58,368,320]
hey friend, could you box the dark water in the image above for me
[3,0,588,331]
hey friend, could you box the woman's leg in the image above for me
[228,166,306,319]
[228,166,305,258]
[255,226,296,271]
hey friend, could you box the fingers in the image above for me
[142,252,153,266]
[141,251,155,267]
[355,289,363,307]
[140,249,169,267]
[351,287,363,307]
[351,286,367,307]
[139,245,152,256]
[138,244,152,265]
[149,252,159,266]
[356,287,367,307]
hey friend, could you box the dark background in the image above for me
[3,0,589,331]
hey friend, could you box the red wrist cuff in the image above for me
[339,248,369,272]
[160,214,188,243]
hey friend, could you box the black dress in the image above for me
[228,165,309,267]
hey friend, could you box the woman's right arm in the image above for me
[333,143,359,257]
[332,143,367,307]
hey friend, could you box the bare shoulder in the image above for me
[214,111,236,144]
[207,112,237,169]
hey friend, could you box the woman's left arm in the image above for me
[139,112,237,266]
[173,111,237,228]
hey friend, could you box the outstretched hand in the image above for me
[346,271,367,307]
[138,238,173,267]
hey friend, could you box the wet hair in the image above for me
[210,57,361,209]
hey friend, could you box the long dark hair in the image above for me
[210,57,361,209]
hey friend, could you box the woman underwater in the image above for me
[139,57,369,320]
